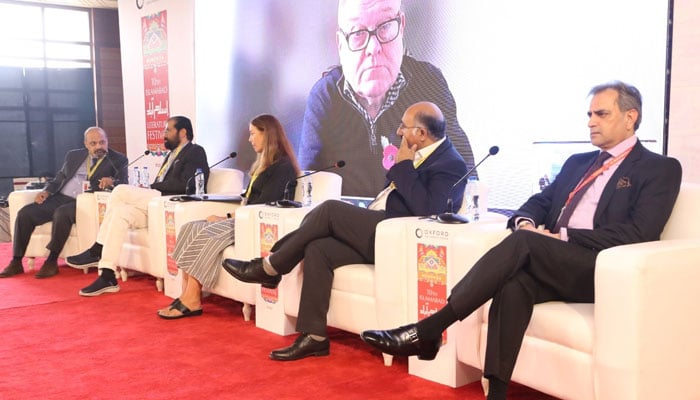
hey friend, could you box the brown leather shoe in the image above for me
[0,259,25,278]
[35,259,59,279]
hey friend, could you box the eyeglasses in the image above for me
[398,123,424,132]
[339,15,401,52]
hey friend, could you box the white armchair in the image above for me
[112,168,244,291]
[455,183,700,399]
[8,190,98,271]
[219,171,343,322]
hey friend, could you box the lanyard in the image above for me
[564,146,634,207]
[87,157,104,179]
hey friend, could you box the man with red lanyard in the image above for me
[361,81,683,400]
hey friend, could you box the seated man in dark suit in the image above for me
[361,81,683,400]
[0,127,128,279]
[223,101,469,361]
[67,116,209,296]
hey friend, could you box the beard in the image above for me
[92,149,107,158]
[164,136,180,150]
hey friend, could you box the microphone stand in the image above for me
[437,146,499,224]
[274,160,345,208]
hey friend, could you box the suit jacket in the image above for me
[150,142,209,196]
[45,148,128,195]
[510,141,682,251]
[385,138,468,218]
[245,156,298,205]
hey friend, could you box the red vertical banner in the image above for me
[165,210,178,276]
[417,243,448,344]
[259,223,279,304]
[142,11,170,156]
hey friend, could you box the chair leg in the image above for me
[382,353,394,366]
[242,303,253,321]
[27,257,36,271]
[118,267,128,282]
[155,278,163,292]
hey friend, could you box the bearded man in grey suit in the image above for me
[0,127,128,279]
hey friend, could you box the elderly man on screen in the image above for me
[0,127,127,279]
[361,81,682,400]
[299,0,475,197]
[223,101,468,361]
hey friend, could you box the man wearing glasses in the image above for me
[223,102,468,361]
[299,0,475,198]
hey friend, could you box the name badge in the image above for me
[82,180,91,192]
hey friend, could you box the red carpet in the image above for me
[0,243,557,399]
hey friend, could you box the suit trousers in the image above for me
[268,200,386,336]
[448,230,599,382]
[96,185,161,270]
[13,193,76,257]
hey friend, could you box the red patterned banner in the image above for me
[165,210,178,276]
[142,10,170,156]
[259,223,279,303]
[416,243,448,344]
[97,201,107,226]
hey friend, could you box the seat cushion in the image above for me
[332,263,375,297]
[484,301,594,354]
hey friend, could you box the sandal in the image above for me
[157,298,203,320]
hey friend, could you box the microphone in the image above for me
[127,150,151,167]
[210,151,237,169]
[275,160,346,208]
[437,146,499,224]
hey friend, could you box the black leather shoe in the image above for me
[361,324,441,360]
[222,258,281,289]
[269,333,330,361]
[35,259,59,279]
[0,259,24,278]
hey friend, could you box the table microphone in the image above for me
[275,160,346,208]
[210,151,238,169]
[128,150,151,167]
[437,146,499,224]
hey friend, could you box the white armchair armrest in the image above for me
[594,239,700,400]
[8,190,41,237]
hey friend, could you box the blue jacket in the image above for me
[300,55,475,197]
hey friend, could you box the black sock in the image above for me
[89,243,103,257]
[12,256,22,263]
[415,303,458,341]
[486,377,508,400]
[46,251,59,262]
[100,268,115,282]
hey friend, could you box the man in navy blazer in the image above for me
[361,81,682,400]
[0,127,128,279]
[223,101,468,360]
[67,116,209,296]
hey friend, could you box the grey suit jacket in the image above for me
[45,148,129,194]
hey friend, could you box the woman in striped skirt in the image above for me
[157,114,300,319]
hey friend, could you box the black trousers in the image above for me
[269,200,386,336]
[13,193,76,257]
[448,230,599,382]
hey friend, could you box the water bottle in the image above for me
[141,167,150,188]
[466,176,480,221]
[302,177,313,207]
[194,168,205,195]
[133,166,141,187]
